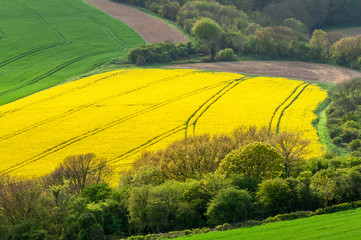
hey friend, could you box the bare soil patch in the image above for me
[87,0,189,44]
[167,61,361,84]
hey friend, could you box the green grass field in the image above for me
[174,208,361,240]
[0,0,145,105]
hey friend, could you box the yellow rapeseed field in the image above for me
[0,69,327,179]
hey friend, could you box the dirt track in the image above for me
[167,61,361,84]
[87,0,189,44]
[86,0,360,83]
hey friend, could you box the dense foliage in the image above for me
[2,126,361,239]
[327,78,361,156]
[120,0,361,69]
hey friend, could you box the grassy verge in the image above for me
[173,208,361,240]
[121,201,361,240]
[317,104,348,156]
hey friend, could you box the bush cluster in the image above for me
[2,127,361,239]
[327,78,361,155]
[127,42,197,65]
[121,0,361,70]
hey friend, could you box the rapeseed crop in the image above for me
[0,69,327,178]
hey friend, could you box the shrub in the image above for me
[136,55,146,66]
[206,187,252,225]
[257,178,291,215]
[216,48,236,61]
[218,142,283,180]
[349,139,361,152]
[329,126,342,138]
[340,127,359,143]
[332,137,343,146]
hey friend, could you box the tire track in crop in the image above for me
[0,51,110,97]
[268,82,307,134]
[109,77,249,163]
[0,71,199,141]
[109,125,186,164]
[57,0,129,50]
[190,77,251,136]
[0,70,128,118]
[0,80,231,175]
[0,0,67,69]
[276,84,310,133]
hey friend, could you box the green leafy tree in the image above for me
[206,187,252,225]
[77,213,105,240]
[310,29,329,60]
[192,18,222,41]
[253,26,297,58]
[330,35,361,69]
[192,18,222,60]
[311,171,336,207]
[218,142,283,179]
[257,178,291,215]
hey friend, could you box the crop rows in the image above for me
[0,0,145,105]
[0,69,327,178]
[57,0,129,49]
[0,0,67,69]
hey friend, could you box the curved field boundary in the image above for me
[167,61,361,84]
[0,80,231,175]
[0,71,199,141]
[87,0,188,44]
[57,0,129,49]
[268,82,307,134]
[0,0,67,69]
[276,84,310,133]
[0,51,110,97]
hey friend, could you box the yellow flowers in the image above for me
[0,69,327,178]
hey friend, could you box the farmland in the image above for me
[327,26,361,37]
[0,69,327,179]
[174,208,361,240]
[0,0,145,106]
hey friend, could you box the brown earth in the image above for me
[86,0,189,44]
[166,61,361,84]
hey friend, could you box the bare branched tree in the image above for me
[43,153,112,193]
[270,132,310,177]
[0,177,43,225]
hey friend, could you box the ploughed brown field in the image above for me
[167,61,361,84]
[87,0,189,44]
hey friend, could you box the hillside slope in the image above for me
[0,0,145,105]
[175,208,361,240]
[0,69,326,179]
[88,0,189,43]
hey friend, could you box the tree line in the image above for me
[2,126,361,239]
[120,0,361,69]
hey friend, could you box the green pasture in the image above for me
[174,208,361,240]
[0,0,145,105]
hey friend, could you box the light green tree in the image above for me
[218,142,283,179]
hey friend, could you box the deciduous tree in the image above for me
[270,132,310,178]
